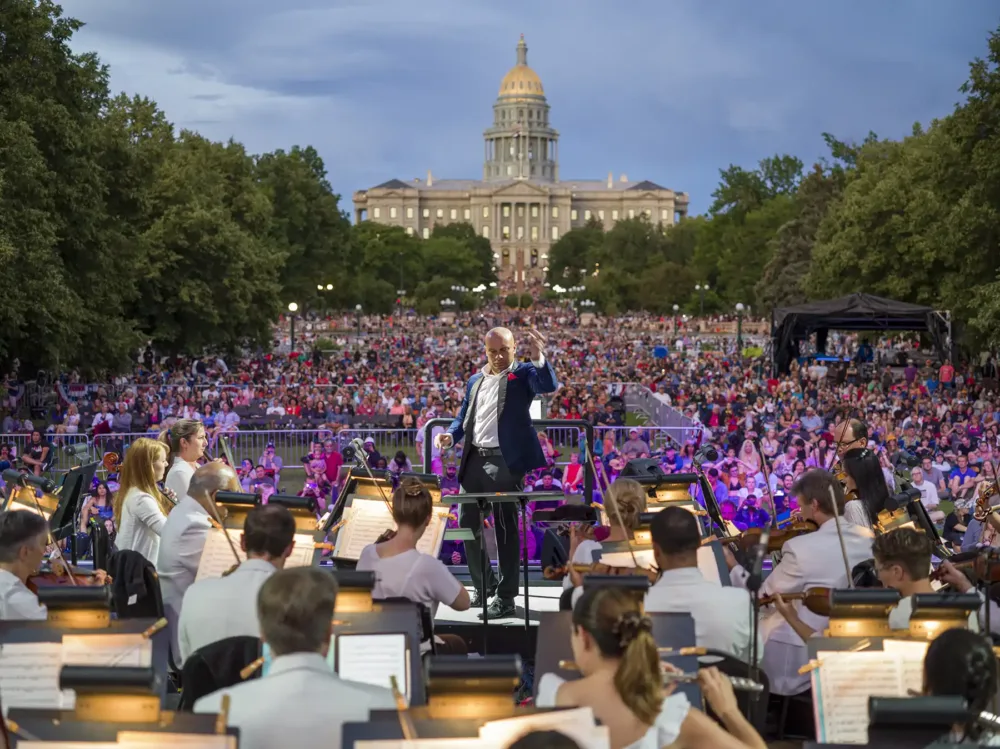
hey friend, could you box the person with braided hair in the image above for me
[923,628,999,745]
[536,585,766,749]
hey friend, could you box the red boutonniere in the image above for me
[507,372,517,381]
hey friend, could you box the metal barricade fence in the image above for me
[0,432,90,474]
[332,428,421,467]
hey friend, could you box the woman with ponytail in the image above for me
[115,438,172,564]
[536,586,766,749]
[159,419,208,502]
[923,628,999,744]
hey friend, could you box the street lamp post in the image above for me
[672,303,679,335]
[355,303,363,337]
[735,302,745,356]
[287,302,298,351]
[396,288,406,315]
[695,283,709,317]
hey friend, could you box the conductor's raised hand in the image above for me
[525,328,546,361]
[434,432,454,450]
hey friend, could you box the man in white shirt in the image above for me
[727,469,874,695]
[158,462,240,657]
[194,567,395,749]
[909,467,944,523]
[178,503,295,663]
[0,510,49,621]
[644,507,761,663]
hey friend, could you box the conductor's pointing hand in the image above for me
[526,328,546,360]
[435,433,454,450]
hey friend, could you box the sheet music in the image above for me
[286,532,318,568]
[882,639,929,690]
[414,506,450,559]
[813,651,905,744]
[696,545,723,586]
[479,708,610,749]
[62,634,152,667]
[599,549,655,569]
[336,633,409,705]
[0,641,67,709]
[117,732,237,748]
[334,499,394,560]
[196,528,247,581]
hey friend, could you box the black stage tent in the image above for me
[771,293,949,374]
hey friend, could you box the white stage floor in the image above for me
[434,584,563,626]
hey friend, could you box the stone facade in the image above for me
[353,35,689,282]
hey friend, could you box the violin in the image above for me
[717,520,819,553]
[25,564,108,594]
[930,552,1000,585]
[758,586,831,616]
[542,562,660,583]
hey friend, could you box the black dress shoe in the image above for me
[478,597,516,620]
[471,588,496,608]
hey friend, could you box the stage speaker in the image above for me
[621,458,665,480]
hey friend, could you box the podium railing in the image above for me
[421,418,595,502]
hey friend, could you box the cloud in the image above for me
[61,0,998,213]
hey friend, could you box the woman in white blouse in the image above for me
[536,586,766,749]
[114,437,173,563]
[356,477,470,651]
[160,419,208,502]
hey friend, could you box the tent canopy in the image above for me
[770,293,948,373]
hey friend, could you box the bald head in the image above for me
[833,418,868,457]
[484,327,515,373]
[188,462,240,509]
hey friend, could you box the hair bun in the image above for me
[612,611,652,649]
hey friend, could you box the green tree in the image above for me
[431,222,497,283]
[545,218,603,284]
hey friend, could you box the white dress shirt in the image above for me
[165,458,196,502]
[0,569,46,621]
[178,558,276,664]
[471,355,545,448]
[116,487,168,564]
[157,495,213,654]
[730,519,874,695]
[194,652,396,749]
[645,567,762,663]
[888,593,978,631]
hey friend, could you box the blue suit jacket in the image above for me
[448,358,559,478]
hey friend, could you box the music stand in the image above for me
[54,461,99,562]
[451,490,564,649]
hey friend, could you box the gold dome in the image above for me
[498,35,544,98]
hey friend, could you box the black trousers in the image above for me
[459,449,523,602]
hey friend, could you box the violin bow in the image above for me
[583,437,639,570]
[751,436,779,529]
[205,481,243,571]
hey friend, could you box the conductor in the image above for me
[434,327,558,619]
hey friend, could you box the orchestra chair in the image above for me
[177,635,262,712]
[695,649,770,734]
[375,596,437,654]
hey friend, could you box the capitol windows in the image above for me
[612,210,619,220]
[464,208,471,220]
[450,208,457,220]
[422,208,430,219]
[643,209,651,219]
[482,226,490,238]
[389,207,397,219]
[517,226,524,239]
[502,225,510,239]
[661,209,669,221]
[598,210,605,221]
[571,209,578,221]
[422,227,429,239]
[531,226,538,240]
[436,208,444,219]
[405,227,414,236]
[531,249,539,267]
[517,205,524,217]
[551,226,559,240]
[482,206,489,218]
[628,209,635,219]
[406,207,414,219]
[503,205,510,218]
[502,248,510,266]
[584,210,592,220]
[531,205,538,218]
[373,207,381,219]
[551,206,558,218]
[507,165,513,176]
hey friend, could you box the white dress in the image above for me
[535,673,691,749]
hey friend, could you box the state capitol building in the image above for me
[352,35,689,281]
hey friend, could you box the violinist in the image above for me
[725,470,873,697]
[831,418,869,458]
[644,507,761,662]
[0,510,48,621]
[839,447,891,530]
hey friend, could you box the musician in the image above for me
[564,478,646,590]
[923,628,998,745]
[356,477,471,623]
[0,509,48,620]
[434,326,557,620]
[840,447,891,529]
[114,437,172,563]
[178,504,296,664]
[194,568,396,749]
[644,507,761,662]
[726,469,873,696]
[872,528,977,630]
[160,418,208,501]
[158,462,240,655]
[536,586,767,749]
[831,418,868,458]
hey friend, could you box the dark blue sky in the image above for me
[63,0,997,214]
